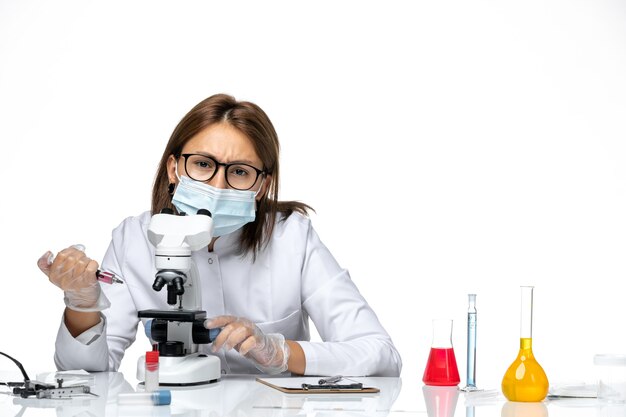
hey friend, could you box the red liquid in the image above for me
[422,347,460,386]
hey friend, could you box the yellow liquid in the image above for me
[501,338,549,402]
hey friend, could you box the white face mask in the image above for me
[171,167,263,237]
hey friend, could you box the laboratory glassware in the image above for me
[462,294,478,391]
[117,390,171,406]
[501,286,549,402]
[594,354,626,403]
[422,385,459,417]
[423,319,460,386]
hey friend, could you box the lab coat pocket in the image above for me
[255,309,307,341]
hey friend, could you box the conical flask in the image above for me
[422,385,459,417]
[501,286,549,402]
[423,319,460,386]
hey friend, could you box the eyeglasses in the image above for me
[180,153,266,191]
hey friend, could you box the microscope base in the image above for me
[137,353,221,386]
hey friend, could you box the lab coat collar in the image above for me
[210,228,242,254]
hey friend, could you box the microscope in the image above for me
[136,208,221,386]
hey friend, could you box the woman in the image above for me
[38,94,402,376]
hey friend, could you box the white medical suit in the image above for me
[54,211,402,376]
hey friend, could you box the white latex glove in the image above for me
[37,244,110,312]
[205,315,290,374]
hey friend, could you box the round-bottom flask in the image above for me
[501,286,549,402]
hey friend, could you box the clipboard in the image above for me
[256,377,380,394]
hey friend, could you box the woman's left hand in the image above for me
[204,315,290,374]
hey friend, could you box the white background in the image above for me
[1,0,625,390]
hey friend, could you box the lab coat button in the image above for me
[208,258,213,264]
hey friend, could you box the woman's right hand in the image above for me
[37,245,104,311]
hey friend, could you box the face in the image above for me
[167,123,271,200]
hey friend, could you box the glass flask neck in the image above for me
[519,286,534,339]
[431,319,454,348]
[519,337,533,351]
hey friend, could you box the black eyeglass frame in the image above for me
[179,153,267,191]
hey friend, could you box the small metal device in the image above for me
[0,352,96,399]
[318,375,343,385]
[34,382,93,399]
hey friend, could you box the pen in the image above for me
[318,375,343,385]
[302,383,363,390]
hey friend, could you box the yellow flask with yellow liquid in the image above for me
[501,286,549,402]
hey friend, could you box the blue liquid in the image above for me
[466,312,476,387]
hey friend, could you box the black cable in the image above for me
[0,351,61,399]
[0,351,31,382]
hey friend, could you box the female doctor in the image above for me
[38,94,402,376]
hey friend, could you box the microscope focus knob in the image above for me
[192,320,221,344]
[150,319,168,343]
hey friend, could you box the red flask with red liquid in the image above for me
[422,319,460,386]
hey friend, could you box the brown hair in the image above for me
[151,94,312,257]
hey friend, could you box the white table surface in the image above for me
[0,371,623,417]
